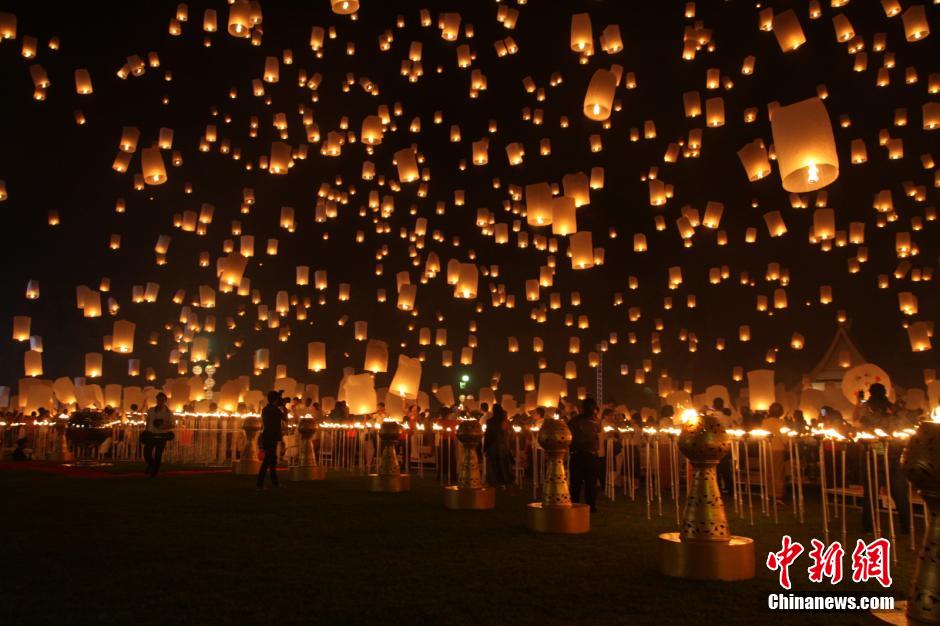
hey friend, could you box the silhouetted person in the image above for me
[12,437,30,461]
[484,404,513,488]
[143,392,175,477]
[569,397,600,512]
[257,391,285,488]
[859,383,910,533]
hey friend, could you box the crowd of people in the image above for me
[0,382,929,529]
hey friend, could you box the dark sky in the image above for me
[0,0,937,408]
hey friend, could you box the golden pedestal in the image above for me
[659,532,756,580]
[526,418,591,534]
[659,414,754,580]
[291,418,324,481]
[233,416,262,475]
[290,465,326,481]
[444,485,496,509]
[444,419,495,510]
[527,502,591,533]
[51,423,73,463]
[368,421,410,492]
[233,458,261,475]
[369,473,411,492]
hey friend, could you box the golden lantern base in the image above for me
[50,452,74,463]
[444,485,496,510]
[232,459,261,475]
[290,465,326,481]
[658,532,755,581]
[368,473,411,492]
[526,503,590,534]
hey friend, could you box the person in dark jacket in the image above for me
[483,404,513,488]
[859,383,911,533]
[568,397,600,512]
[257,391,286,489]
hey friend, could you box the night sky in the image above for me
[0,0,937,408]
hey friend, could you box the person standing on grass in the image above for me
[257,391,286,489]
[483,404,513,489]
[568,397,600,513]
[143,392,175,478]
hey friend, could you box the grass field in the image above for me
[0,464,915,625]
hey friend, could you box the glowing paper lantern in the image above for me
[85,353,103,378]
[395,147,419,182]
[908,322,932,352]
[570,13,593,52]
[772,10,806,51]
[227,0,252,37]
[902,5,930,42]
[364,339,388,373]
[770,97,839,192]
[24,350,42,377]
[331,0,359,15]
[537,372,567,408]
[389,355,422,399]
[747,369,775,411]
[737,139,771,181]
[141,146,167,185]
[569,231,594,269]
[583,69,616,121]
[112,320,135,353]
[12,316,30,341]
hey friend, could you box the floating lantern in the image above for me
[902,5,930,42]
[141,146,167,185]
[770,97,838,192]
[583,69,616,121]
[772,10,806,51]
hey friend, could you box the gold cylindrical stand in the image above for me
[368,421,410,492]
[526,418,590,534]
[444,419,495,510]
[50,418,74,463]
[233,415,261,475]
[290,418,326,481]
[659,415,754,580]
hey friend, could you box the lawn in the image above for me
[0,465,913,625]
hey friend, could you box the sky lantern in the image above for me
[747,369,775,411]
[902,5,930,42]
[228,0,252,37]
[455,263,479,299]
[12,316,30,341]
[525,182,553,226]
[772,10,806,52]
[583,69,616,121]
[537,372,567,408]
[364,339,389,373]
[85,353,103,378]
[112,320,135,353]
[908,322,932,352]
[24,351,42,377]
[141,146,167,185]
[0,12,15,39]
[395,147,420,182]
[307,342,327,372]
[737,139,771,181]
[345,374,376,416]
[269,141,293,174]
[770,97,839,192]
[389,355,422,399]
[569,232,594,269]
[570,13,592,53]
[551,197,577,235]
